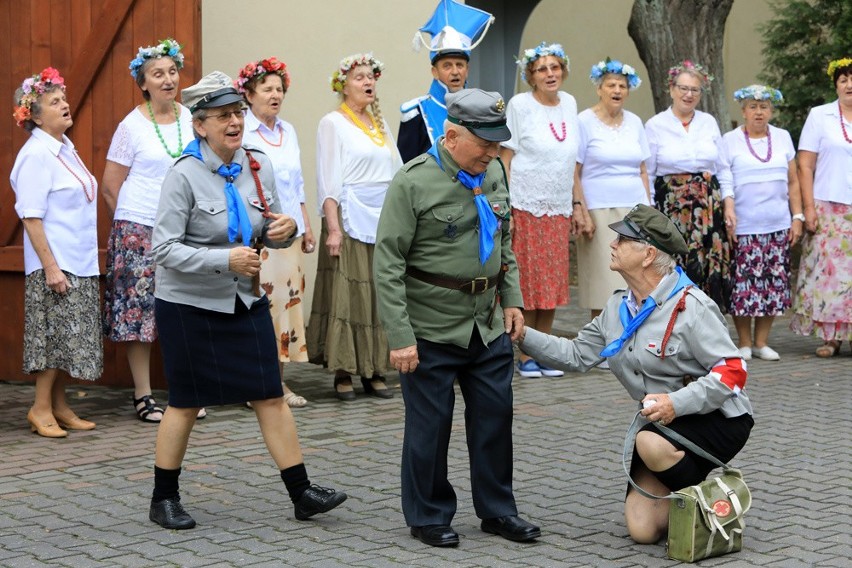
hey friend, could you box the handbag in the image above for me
[623,411,751,562]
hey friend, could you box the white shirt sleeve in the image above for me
[316,114,344,211]
[106,119,136,167]
[644,117,659,178]
[716,131,734,200]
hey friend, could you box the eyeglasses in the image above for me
[674,84,702,95]
[204,108,245,122]
[616,233,644,245]
[534,64,562,75]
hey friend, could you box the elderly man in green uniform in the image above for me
[374,88,540,548]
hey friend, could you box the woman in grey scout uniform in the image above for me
[519,204,753,545]
[147,71,346,530]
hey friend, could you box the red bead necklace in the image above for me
[549,120,567,142]
[743,126,772,163]
[56,151,96,203]
[839,101,852,144]
[257,126,283,147]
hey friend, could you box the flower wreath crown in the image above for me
[516,42,570,82]
[667,60,713,89]
[235,57,290,94]
[733,84,783,104]
[13,67,66,128]
[330,53,384,94]
[826,57,852,80]
[129,38,185,79]
[589,57,642,89]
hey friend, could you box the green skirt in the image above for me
[306,216,390,377]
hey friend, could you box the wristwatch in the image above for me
[791,213,806,222]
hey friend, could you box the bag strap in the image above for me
[623,411,733,500]
[245,150,271,218]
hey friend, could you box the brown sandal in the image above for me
[815,341,840,358]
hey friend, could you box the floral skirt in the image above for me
[790,200,852,341]
[511,209,570,310]
[577,207,630,310]
[306,217,390,377]
[654,173,732,312]
[259,237,309,362]
[103,220,157,342]
[24,270,102,380]
[729,230,791,317]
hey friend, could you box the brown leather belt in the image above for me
[406,266,500,295]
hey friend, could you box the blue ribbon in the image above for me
[599,266,694,358]
[216,163,252,246]
[426,140,498,265]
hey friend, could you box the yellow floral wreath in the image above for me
[826,57,852,80]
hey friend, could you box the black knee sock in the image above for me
[653,456,705,491]
[152,466,181,502]
[280,463,311,503]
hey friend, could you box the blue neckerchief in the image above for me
[419,79,450,144]
[183,139,253,246]
[216,163,252,246]
[599,266,694,358]
[426,139,497,265]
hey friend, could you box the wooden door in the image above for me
[0,0,201,387]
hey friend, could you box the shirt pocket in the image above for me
[643,338,681,358]
[197,199,227,216]
[247,186,276,212]
[429,204,465,242]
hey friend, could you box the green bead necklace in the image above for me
[146,100,183,158]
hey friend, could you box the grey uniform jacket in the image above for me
[152,140,292,313]
[522,270,753,418]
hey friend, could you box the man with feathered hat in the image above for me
[397,0,494,163]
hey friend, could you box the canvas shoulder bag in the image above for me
[623,411,752,562]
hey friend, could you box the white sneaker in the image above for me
[738,346,752,360]
[537,362,564,377]
[752,345,780,361]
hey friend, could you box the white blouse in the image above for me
[645,108,728,196]
[10,128,99,276]
[798,100,852,205]
[501,91,579,216]
[718,124,796,235]
[106,104,194,226]
[576,109,651,210]
[243,108,306,235]
[315,110,402,215]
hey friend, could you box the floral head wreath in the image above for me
[589,57,642,90]
[235,57,290,95]
[826,57,852,81]
[129,38,185,79]
[330,53,384,94]
[13,67,66,128]
[667,60,713,89]
[733,84,783,105]
[516,42,570,82]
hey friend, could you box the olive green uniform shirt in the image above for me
[373,141,522,350]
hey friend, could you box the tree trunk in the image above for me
[628,0,734,130]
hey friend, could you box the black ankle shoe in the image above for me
[149,497,196,529]
[294,485,348,520]
[334,376,356,401]
[361,376,393,399]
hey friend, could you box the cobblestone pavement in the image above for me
[1,291,850,567]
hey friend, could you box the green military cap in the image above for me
[609,204,688,256]
[446,88,511,142]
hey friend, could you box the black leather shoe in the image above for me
[361,376,394,399]
[149,497,196,530]
[294,485,348,520]
[410,525,459,547]
[334,376,356,401]
[481,515,540,542]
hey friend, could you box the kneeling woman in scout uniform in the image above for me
[148,71,346,529]
[518,204,753,544]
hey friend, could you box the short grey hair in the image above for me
[14,84,63,132]
[191,108,208,138]
[626,240,677,275]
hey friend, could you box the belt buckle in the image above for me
[470,276,489,294]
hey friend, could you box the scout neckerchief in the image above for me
[427,139,497,264]
[183,138,252,246]
[599,266,694,358]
